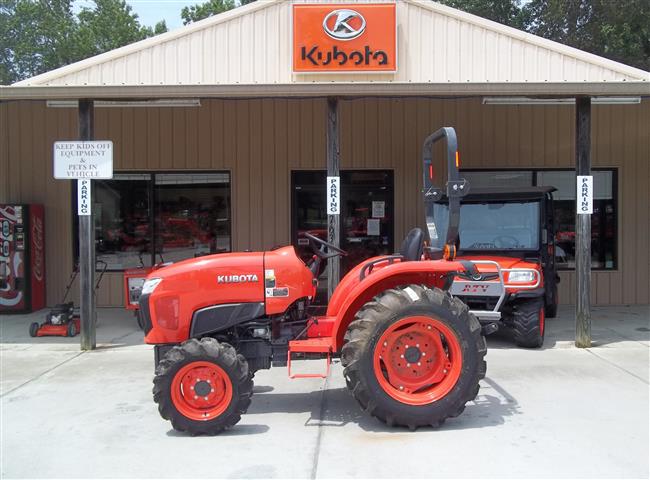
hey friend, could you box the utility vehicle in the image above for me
[431,187,559,348]
[140,127,489,434]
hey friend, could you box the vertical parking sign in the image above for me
[77,179,91,216]
[577,175,593,214]
[327,176,340,215]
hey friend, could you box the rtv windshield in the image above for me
[430,201,540,250]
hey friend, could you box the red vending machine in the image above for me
[0,204,46,313]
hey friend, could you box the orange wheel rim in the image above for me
[373,316,463,406]
[171,361,233,421]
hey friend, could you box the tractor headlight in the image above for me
[508,271,535,283]
[141,278,162,295]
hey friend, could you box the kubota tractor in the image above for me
[141,127,489,434]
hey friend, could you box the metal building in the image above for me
[1,0,648,309]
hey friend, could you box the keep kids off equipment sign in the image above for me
[53,141,113,216]
[53,141,113,179]
[293,3,397,73]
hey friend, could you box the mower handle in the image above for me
[422,127,469,254]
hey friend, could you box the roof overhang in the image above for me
[2,82,649,101]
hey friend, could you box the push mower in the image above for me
[141,127,492,435]
[29,260,107,338]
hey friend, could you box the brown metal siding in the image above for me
[0,98,648,307]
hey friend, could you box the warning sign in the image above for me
[53,141,113,179]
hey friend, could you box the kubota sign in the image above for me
[292,3,397,73]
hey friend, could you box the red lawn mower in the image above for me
[140,127,492,435]
[29,261,107,338]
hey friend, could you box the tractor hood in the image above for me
[456,255,541,271]
[147,251,266,304]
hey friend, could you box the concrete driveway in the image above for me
[1,306,648,479]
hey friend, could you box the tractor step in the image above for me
[287,337,333,379]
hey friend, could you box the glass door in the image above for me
[292,170,394,304]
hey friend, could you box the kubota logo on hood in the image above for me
[217,274,259,284]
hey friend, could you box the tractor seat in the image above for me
[399,228,425,261]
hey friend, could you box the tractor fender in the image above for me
[328,259,468,352]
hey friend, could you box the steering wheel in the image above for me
[493,235,520,248]
[303,232,347,259]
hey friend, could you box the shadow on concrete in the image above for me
[247,376,519,433]
[165,424,271,437]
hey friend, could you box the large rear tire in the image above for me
[511,298,545,348]
[153,338,253,435]
[341,285,487,429]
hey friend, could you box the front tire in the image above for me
[153,338,253,435]
[510,298,545,348]
[341,285,487,429]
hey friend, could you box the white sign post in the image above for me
[327,176,340,215]
[577,175,593,215]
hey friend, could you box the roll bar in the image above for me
[422,127,469,255]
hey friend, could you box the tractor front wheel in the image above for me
[342,285,487,429]
[153,338,253,435]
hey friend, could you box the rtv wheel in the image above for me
[511,298,545,348]
[341,285,487,429]
[153,338,253,435]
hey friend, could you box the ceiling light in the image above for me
[46,99,201,108]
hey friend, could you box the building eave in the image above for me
[2,82,649,101]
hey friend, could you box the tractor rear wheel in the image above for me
[153,338,253,435]
[341,285,487,429]
[510,298,545,348]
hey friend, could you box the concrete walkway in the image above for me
[1,305,648,479]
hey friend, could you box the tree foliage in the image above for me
[181,0,235,25]
[1,0,168,85]
[438,0,524,29]
[522,0,649,71]
[1,0,78,84]
[438,0,650,71]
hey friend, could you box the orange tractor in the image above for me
[140,127,489,434]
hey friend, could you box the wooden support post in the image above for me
[78,99,96,351]
[326,97,340,299]
[575,97,592,348]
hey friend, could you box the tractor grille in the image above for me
[138,293,153,334]
[456,295,500,311]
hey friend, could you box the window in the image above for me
[432,201,540,250]
[462,169,617,270]
[95,174,152,270]
[89,173,231,270]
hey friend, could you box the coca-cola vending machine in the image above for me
[0,204,46,313]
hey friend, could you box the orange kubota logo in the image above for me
[293,3,397,73]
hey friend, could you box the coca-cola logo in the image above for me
[32,217,44,282]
